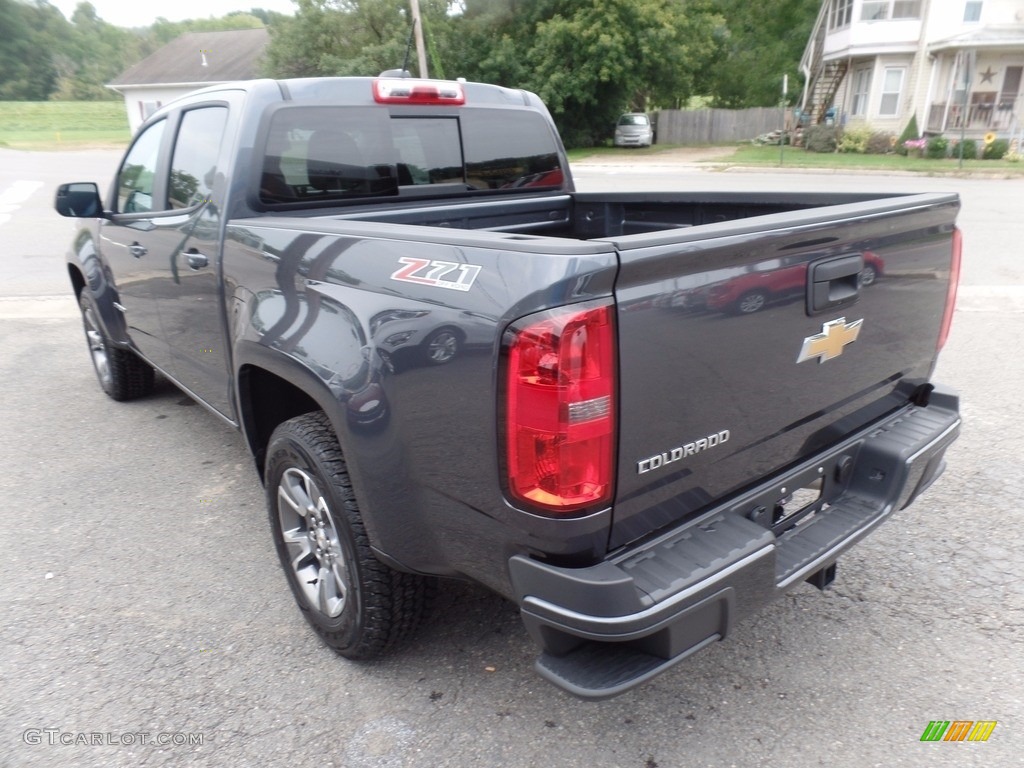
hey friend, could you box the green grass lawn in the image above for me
[566,145,681,162]
[569,142,1024,175]
[723,143,1024,175]
[0,101,130,149]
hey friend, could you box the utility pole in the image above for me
[780,73,788,167]
[409,0,429,78]
[958,49,974,170]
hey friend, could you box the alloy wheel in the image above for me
[81,302,112,388]
[276,467,350,618]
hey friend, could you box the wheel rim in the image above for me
[859,267,877,287]
[81,303,112,388]
[739,293,765,313]
[427,331,458,363]
[277,467,349,618]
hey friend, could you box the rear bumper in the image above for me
[509,387,960,699]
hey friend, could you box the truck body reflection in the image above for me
[251,290,388,431]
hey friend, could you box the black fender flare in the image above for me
[67,230,131,346]
[233,340,351,467]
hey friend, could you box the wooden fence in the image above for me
[655,107,784,145]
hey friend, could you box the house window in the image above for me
[879,67,905,116]
[964,2,982,22]
[851,68,872,115]
[140,101,161,120]
[862,1,921,20]
[829,0,853,30]
[892,1,921,18]
[862,1,888,20]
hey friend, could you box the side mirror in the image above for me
[54,182,105,218]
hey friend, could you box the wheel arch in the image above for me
[68,263,86,299]
[235,347,347,483]
[67,230,133,346]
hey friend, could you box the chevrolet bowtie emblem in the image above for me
[797,317,863,364]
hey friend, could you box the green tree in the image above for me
[263,0,451,78]
[146,12,268,48]
[452,0,723,146]
[523,0,722,145]
[0,0,63,99]
[259,0,735,147]
[0,2,288,101]
[704,0,819,108]
[51,3,147,101]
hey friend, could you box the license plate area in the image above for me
[734,450,858,536]
[770,479,824,533]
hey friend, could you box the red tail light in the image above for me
[504,302,616,515]
[938,227,962,351]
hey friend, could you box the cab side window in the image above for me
[169,107,229,209]
[117,120,166,214]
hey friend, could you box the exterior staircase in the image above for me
[809,59,848,123]
[799,5,849,125]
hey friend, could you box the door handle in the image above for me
[129,242,147,258]
[807,254,864,314]
[185,249,209,270]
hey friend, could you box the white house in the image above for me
[107,28,269,133]
[800,0,1024,139]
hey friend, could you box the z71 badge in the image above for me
[391,257,482,292]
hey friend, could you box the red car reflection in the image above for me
[705,252,885,314]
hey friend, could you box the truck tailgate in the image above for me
[601,193,960,550]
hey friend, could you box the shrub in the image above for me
[895,114,919,156]
[838,125,872,153]
[926,136,948,159]
[983,138,1009,160]
[804,124,838,153]
[866,131,895,154]
[1005,151,1022,163]
[953,138,978,160]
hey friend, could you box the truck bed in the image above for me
[248,189,932,240]
[228,187,958,554]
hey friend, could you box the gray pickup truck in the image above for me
[55,75,961,699]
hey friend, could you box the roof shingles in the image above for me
[109,28,270,87]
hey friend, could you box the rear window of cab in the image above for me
[257,105,565,207]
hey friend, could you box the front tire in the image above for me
[78,292,154,401]
[735,290,768,314]
[265,411,431,659]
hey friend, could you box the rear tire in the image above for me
[421,327,462,365]
[265,411,431,659]
[78,292,154,401]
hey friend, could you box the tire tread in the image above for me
[267,411,431,660]
[78,293,154,401]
